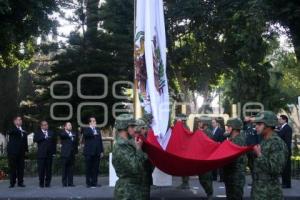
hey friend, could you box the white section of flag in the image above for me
[135,0,170,139]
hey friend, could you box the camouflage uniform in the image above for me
[141,159,153,200]
[244,122,260,183]
[141,113,153,129]
[203,127,213,139]
[251,111,288,200]
[197,117,214,198]
[198,172,213,198]
[223,118,246,200]
[112,114,149,200]
[175,114,191,190]
[136,118,154,200]
[251,133,287,200]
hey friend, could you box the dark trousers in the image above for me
[62,155,75,186]
[37,156,53,187]
[282,156,291,187]
[85,155,100,186]
[8,154,25,186]
[247,152,255,182]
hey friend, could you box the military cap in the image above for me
[115,114,133,130]
[252,111,278,127]
[135,118,148,133]
[128,119,138,126]
[142,113,153,126]
[226,118,243,130]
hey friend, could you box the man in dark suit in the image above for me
[60,122,78,187]
[7,116,28,188]
[212,119,225,143]
[82,117,104,188]
[278,115,292,188]
[33,120,57,187]
[211,118,225,182]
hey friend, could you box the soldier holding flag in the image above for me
[112,114,148,199]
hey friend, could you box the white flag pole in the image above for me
[133,0,143,120]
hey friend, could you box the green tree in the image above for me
[165,0,231,113]
[25,0,134,128]
[0,0,58,132]
[264,0,300,61]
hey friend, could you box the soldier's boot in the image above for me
[207,195,213,200]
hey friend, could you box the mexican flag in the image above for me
[134,0,170,140]
[133,0,253,181]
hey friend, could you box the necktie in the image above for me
[44,131,48,138]
[68,131,73,140]
[19,127,23,137]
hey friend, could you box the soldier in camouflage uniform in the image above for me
[135,119,148,137]
[243,115,261,185]
[135,118,154,200]
[196,116,214,200]
[112,114,148,200]
[128,118,138,139]
[251,111,288,200]
[196,116,213,139]
[223,118,247,200]
[174,114,191,190]
[141,113,153,130]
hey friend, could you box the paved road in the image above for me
[0,176,299,199]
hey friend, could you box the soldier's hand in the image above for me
[135,137,143,150]
[100,152,104,158]
[253,144,262,157]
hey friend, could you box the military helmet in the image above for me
[142,113,153,126]
[194,117,200,124]
[135,118,148,133]
[115,114,133,130]
[226,118,243,130]
[252,111,278,127]
[199,116,212,126]
[175,114,187,121]
[128,118,138,126]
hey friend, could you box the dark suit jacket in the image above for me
[7,126,28,156]
[82,127,104,156]
[60,130,78,158]
[244,123,260,146]
[278,124,292,154]
[212,127,225,142]
[33,129,57,158]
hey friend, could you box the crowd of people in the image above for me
[4,110,292,200]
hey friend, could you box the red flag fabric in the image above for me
[143,121,253,176]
